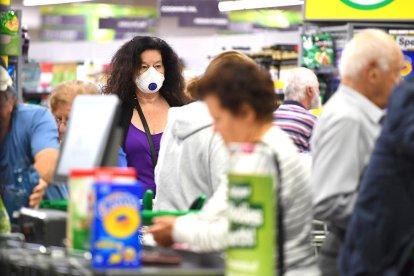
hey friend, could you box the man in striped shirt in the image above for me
[273,67,320,152]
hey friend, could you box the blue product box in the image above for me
[402,51,414,79]
[91,182,143,269]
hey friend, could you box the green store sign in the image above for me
[341,0,394,10]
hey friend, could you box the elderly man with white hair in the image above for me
[273,67,320,152]
[310,29,404,275]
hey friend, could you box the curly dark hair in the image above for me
[198,59,277,122]
[103,36,187,107]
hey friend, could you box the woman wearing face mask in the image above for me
[104,36,188,195]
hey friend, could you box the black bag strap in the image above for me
[135,101,157,168]
[273,152,285,276]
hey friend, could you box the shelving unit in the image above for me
[300,22,414,103]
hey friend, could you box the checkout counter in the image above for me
[0,211,224,276]
[0,96,224,275]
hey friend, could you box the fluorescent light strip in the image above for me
[23,0,92,6]
[218,0,304,12]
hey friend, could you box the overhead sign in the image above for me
[341,0,393,10]
[305,0,414,21]
[229,10,302,29]
[160,0,228,28]
[40,4,156,42]
[99,18,151,33]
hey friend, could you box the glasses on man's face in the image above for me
[55,116,69,126]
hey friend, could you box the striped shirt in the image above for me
[273,101,317,153]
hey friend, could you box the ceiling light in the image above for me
[23,0,92,6]
[218,0,304,12]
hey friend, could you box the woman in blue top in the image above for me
[104,36,188,195]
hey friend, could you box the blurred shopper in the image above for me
[0,58,59,218]
[154,51,253,211]
[149,59,319,275]
[104,36,188,195]
[310,29,404,276]
[273,67,320,153]
[47,80,125,200]
[49,80,100,142]
[339,78,414,275]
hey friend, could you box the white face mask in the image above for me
[135,67,165,94]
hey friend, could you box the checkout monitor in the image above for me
[53,94,122,183]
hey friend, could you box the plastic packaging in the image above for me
[302,33,335,69]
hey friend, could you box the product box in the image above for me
[402,50,414,79]
[67,169,96,250]
[67,168,137,251]
[91,182,143,269]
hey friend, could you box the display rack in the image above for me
[300,22,414,102]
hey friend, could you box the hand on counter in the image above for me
[147,216,177,247]
[29,178,47,208]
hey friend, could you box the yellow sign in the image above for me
[305,0,414,21]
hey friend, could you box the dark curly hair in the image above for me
[103,36,187,107]
[198,59,277,122]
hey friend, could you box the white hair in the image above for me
[339,29,396,80]
[284,67,318,102]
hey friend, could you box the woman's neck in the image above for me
[248,121,272,143]
[136,91,161,105]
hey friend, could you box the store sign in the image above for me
[305,0,414,21]
[42,29,86,41]
[178,15,228,28]
[99,18,151,33]
[43,15,85,25]
[160,0,228,28]
[40,4,157,42]
[341,0,393,10]
[159,1,198,16]
[397,36,414,51]
[229,10,302,29]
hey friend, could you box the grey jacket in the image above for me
[154,101,228,211]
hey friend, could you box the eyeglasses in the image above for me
[55,116,69,126]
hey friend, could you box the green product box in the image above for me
[226,173,276,276]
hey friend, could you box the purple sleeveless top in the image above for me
[125,123,162,195]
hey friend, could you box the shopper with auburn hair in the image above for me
[150,58,319,275]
